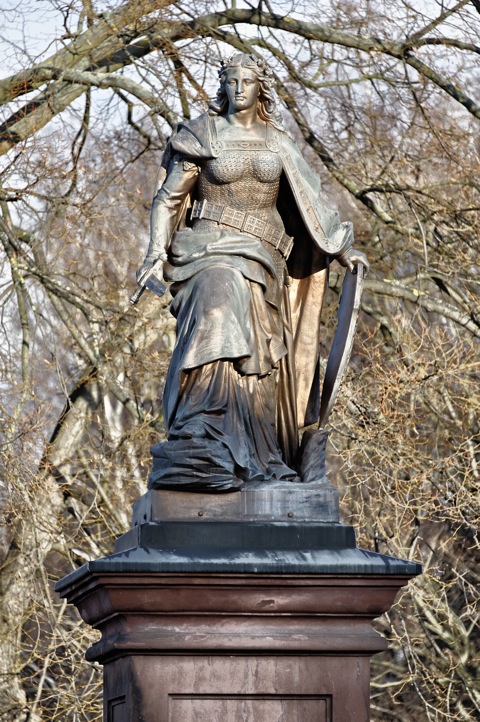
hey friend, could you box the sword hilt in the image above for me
[130,284,146,305]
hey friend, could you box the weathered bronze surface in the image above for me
[137,53,368,492]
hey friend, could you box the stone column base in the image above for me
[57,514,421,722]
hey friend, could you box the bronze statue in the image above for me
[136,53,368,492]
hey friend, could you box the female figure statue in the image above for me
[137,53,367,492]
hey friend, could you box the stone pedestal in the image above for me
[56,487,421,721]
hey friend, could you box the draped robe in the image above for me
[147,113,354,491]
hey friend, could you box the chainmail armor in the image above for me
[195,149,287,282]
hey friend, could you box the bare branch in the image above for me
[364,277,480,337]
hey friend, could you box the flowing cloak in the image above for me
[151,112,354,467]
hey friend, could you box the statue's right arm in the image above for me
[137,155,200,284]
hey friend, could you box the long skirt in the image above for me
[149,257,298,491]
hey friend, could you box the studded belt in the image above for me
[191,199,294,260]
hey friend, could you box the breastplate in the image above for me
[197,146,282,213]
[195,142,287,283]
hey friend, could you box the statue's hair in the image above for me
[209,53,284,131]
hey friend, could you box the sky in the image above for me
[0,1,67,76]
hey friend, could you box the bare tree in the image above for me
[0,1,479,719]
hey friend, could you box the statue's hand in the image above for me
[136,259,163,286]
[336,248,370,275]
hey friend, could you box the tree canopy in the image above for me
[0,1,479,720]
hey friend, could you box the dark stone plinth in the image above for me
[133,483,339,524]
[56,489,421,721]
[56,517,420,579]
[115,519,355,553]
[104,520,419,575]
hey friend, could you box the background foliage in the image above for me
[0,1,479,719]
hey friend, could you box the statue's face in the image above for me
[225,66,260,112]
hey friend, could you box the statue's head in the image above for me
[210,53,284,130]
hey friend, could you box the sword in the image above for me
[130,258,167,305]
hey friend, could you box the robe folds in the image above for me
[148,112,354,491]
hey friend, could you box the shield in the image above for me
[319,263,365,428]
